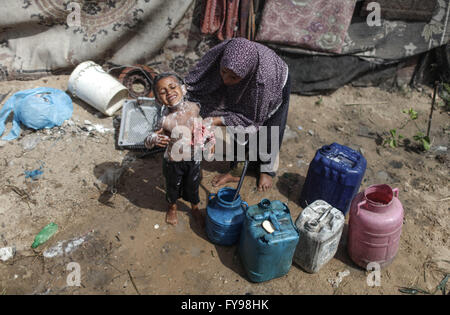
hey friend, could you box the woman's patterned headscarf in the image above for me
[185,38,287,128]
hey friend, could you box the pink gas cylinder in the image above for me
[348,184,404,269]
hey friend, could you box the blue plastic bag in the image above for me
[0,87,73,141]
[25,168,44,181]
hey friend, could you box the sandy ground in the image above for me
[0,75,448,295]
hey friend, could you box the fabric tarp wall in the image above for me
[1,0,448,96]
[263,0,450,95]
[0,0,195,80]
[265,0,450,61]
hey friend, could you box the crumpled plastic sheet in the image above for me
[0,87,73,141]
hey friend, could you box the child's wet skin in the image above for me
[151,74,215,228]
[153,75,203,159]
[166,203,178,225]
[155,76,184,107]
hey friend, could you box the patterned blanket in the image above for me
[0,0,217,81]
[255,0,357,53]
[263,0,450,61]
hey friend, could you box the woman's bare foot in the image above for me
[166,203,178,225]
[211,172,240,187]
[258,173,273,192]
[191,204,205,228]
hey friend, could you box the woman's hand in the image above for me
[205,117,224,127]
[145,128,170,149]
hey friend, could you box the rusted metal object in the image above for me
[118,65,158,99]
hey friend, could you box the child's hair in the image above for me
[152,72,186,103]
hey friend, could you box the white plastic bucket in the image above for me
[68,61,128,116]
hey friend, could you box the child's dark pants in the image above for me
[163,159,201,205]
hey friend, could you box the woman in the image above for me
[185,38,291,192]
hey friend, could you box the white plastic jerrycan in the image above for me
[293,200,345,273]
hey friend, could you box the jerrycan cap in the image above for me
[259,199,272,209]
[305,206,333,232]
[249,199,286,222]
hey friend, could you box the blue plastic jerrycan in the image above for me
[206,187,248,246]
[300,143,367,215]
[239,199,299,283]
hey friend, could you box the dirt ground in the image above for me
[0,75,448,295]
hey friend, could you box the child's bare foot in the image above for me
[212,173,240,187]
[258,173,273,192]
[166,203,178,225]
[191,204,205,228]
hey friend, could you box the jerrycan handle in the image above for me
[269,214,281,231]
[321,145,359,169]
[242,201,248,213]
[261,214,282,241]
[356,199,366,216]
[392,188,399,198]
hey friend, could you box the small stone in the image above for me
[312,119,317,123]
[434,146,447,153]
[328,269,350,288]
[308,130,314,136]
[0,247,15,262]
[154,224,160,230]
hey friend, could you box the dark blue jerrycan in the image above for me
[239,199,299,283]
[300,143,366,215]
[206,187,248,246]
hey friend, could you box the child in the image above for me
[144,72,214,226]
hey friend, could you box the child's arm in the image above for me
[210,116,225,126]
[145,128,170,149]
